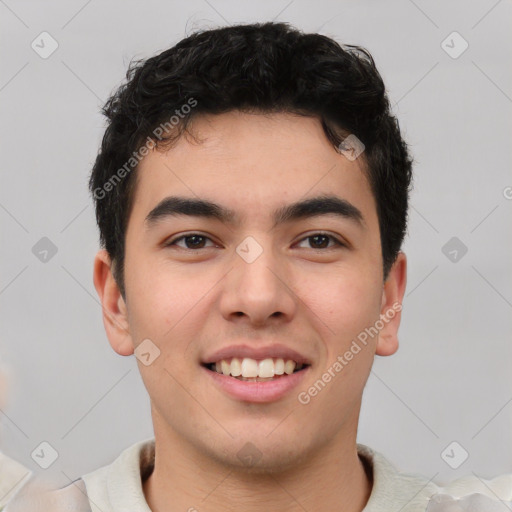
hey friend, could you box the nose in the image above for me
[218,240,297,327]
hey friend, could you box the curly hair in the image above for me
[89,22,413,298]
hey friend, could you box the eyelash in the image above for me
[164,232,345,250]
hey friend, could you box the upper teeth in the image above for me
[213,358,302,378]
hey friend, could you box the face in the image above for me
[94,111,406,472]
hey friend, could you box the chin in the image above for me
[202,433,315,475]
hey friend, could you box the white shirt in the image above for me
[81,439,512,511]
[6,440,512,511]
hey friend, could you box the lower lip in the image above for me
[203,366,309,403]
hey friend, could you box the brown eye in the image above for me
[166,234,215,249]
[296,233,343,249]
[183,235,207,248]
[309,235,330,248]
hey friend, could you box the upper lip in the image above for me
[202,344,312,366]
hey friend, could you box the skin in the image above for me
[94,111,407,512]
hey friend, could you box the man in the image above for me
[10,21,512,512]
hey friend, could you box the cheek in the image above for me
[124,258,222,377]
[125,257,200,339]
[297,271,380,425]
[299,265,382,347]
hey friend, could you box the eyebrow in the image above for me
[144,194,364,230]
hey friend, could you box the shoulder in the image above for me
[358,443,439,511]
[3,440,154,512]
[81,438,154,512]
[427,473,512,510]
[357,444,512,512]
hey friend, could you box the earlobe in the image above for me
[375,252,407,357]
[93,250,134,356]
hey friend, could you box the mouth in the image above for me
[201,345,312,402]
[202,357,310,382]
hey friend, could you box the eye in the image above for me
[164,232,344,251]
[165,233,217,250]
[295,233,344,250]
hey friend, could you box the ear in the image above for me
[93,249,134,356]
[375,252,407,357]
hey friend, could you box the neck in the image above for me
[143,421,372,512]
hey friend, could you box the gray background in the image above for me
[1,0,511,490]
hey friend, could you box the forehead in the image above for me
[130,111,377,228]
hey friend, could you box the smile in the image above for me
[202,357,310,402]
[205,357,307,381]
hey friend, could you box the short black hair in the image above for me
[89,21,413,299]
